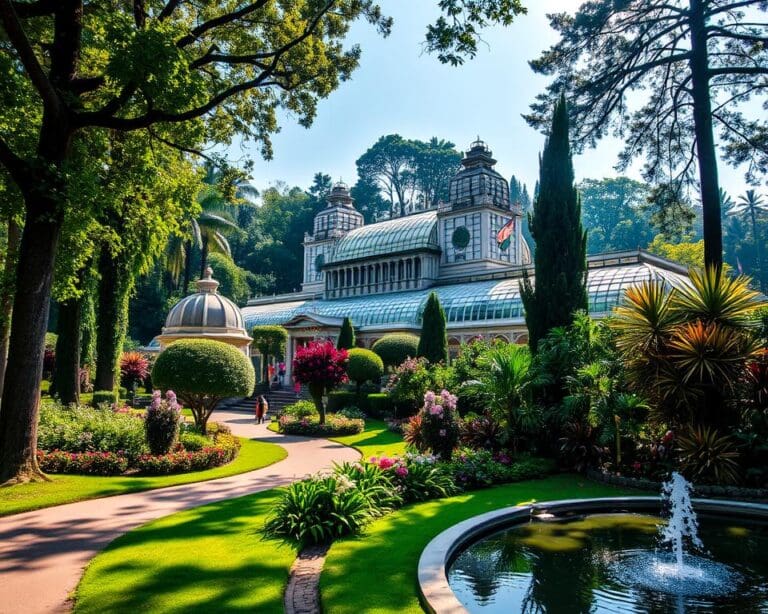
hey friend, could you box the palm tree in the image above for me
[728,190,768,292]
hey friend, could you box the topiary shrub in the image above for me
[152,339,255,431]
[367,393,392,418]
[372,334,420,369]
[92,389,117,407]
[327,391,358,413]
[145,390,181,455]
[417,292,448,364]
[347,348,384,393]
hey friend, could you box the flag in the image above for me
[496,219,515,251]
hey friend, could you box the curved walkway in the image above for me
[0,410,360,614]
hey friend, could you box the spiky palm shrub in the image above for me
[612,266,764,430]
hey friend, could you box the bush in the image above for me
[460,413,506,452]
[278,413,364,436]
[37,450,129,476]
[372,334,419,369]
[152,339,255,431]
[38,403,146,461]
[179,431,212,452]
[283,400,318,419]
[446,449,555,489]
[327,391,358,413]
[145,390,181,455]
[367,393,392,418]
[386,357,447,418]
[136,433,240,474]
[120,352,150,391]
[414,390,460,460]
[338,406,366,420]
[92,389,117,407]
[347,348,384,391]
[368,454,458,503]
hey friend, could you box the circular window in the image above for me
[452,226,471,250]
[314,253,325,270]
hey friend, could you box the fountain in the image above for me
[429,474,768,612]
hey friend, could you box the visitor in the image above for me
[293,379,301,398]
[278,362,286,386]
[255,395,269,424]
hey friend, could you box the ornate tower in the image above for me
[302,181,364,293]
[437,139,523,278]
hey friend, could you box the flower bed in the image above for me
[37,450,129,476]
[136,432,240,475]
[278,413,364,437]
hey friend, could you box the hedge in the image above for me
[371,333,420,368]
[327,391,360,413]
[347,348,384,389]
[367,393,393,418]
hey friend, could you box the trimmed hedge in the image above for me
[347,348,384,388]
[37,450,129,476]
[135,433,240,475]
[367,393,392,418]
[278,414,364,436]
[372,334,420,369]
[327,391,359,413]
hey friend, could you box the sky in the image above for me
[229,1,751,199]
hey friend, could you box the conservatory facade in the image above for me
[241,140,689,382]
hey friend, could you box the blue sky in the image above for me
[231,1,749,199]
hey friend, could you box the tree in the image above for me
[346,348,384,393]
[251,325,288,382]
[0,0,525,483]
[207,253,251,305]
[337,317,356,350]
[648,235,706,269]
[356,134,415,217]
[521,96,588,353]
[351,176,389,223]
[152,339,255,432]
[527,0,768,269]
[728,190,768,293]
[292,341,348,424]
[417,292,448,364]
[411,138,461,208]
[578,177,653,254]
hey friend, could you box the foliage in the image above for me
[727,190,768,293]
[417,292,448,364]
[366,393,393,419]
[446,450,555,489]
[37,403,146,461]
[119,352,150,391]
[135,437,240,475]
[292,341,349,424]
[346,348,384,391]
[459,413,506,452]
[521,95,588,352]
[403,414,425,451]
[327,391,360,413]
[178,431,212,452]
[368,454,458,503]
[337,317,356,350]
[206,253,252,305]
[144,390,181,456]
[677,426,742,485]
[36,450,129,476]
[282,400,319,419]
[386,357,447,418]
[648,236,705,269]
[152,339,255,430]
[371,333,420,369]
[278,414,364,437]
[338,406,366,420]
[410,390,460,460]
[526,0,768,268]
[250,325,287,380]
[91,390,118,407]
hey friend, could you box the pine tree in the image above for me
[521,95,588,352]
[337,317,356,350]
[417,292,448,364]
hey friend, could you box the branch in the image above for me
[0,0,60,112]
[147,126,216,162]
[710,66,768,77]
[0,134,31,187]
[176,0,272,47]
[158,0,182,20]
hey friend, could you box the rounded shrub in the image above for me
[347,348,384,391]
[152,339,255,431]
[145,390,181,455]
[371,334,420,369]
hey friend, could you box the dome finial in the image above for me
[196,267,219,294]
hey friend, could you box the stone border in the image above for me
[417,496,768,614]
[587,469,768,500]
[284,544,329,614]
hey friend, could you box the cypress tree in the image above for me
[337,317,356,350]
[520,94,588,352]
[417,292,448,364]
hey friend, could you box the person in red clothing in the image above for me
[255,395,269,424]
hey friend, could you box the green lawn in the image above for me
[320,475,645,614]
[73,489,295,613]
[0,438,287,516]
[268,418,408,459]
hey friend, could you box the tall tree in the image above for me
[351,176,389,222]
[337,317,356,350]
[417,292,448,364]
[411,138,461,208]
[356,134,415,217]
[526,0,768,269]
[521,96,588,353]
[728,190,768,292]
[0,0,525,483]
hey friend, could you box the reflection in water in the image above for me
[448,514,768,613]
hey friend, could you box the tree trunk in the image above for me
[199,236,209,279]
[182,239,193,295]
[309,383,325,424]
[52,297,82,405]
[689,0,723,270]
[0,204,62,484]
[94,245,131,393]
[0,218,21,403]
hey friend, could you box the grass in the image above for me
[268,417,407,458]
[73,489,296,613]
[0,437,287,516]
[320,475,645,614]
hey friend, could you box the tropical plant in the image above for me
[119,352,150,392]
[292,341,349,424]
[459,413,506,452]
[728,190,767,293]
[677,425,741,485]
[151,339,255,431]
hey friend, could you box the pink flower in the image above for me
[429,404,443,416]
[395,465,409,477]
[424,390,436,404]
[378,457,395,470]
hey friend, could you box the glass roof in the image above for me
[242,262,689,330]
[327,211,439,264]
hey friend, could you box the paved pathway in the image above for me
[0,410,359,614]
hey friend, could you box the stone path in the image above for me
[284,544,330,614]
[0,410,359,614]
